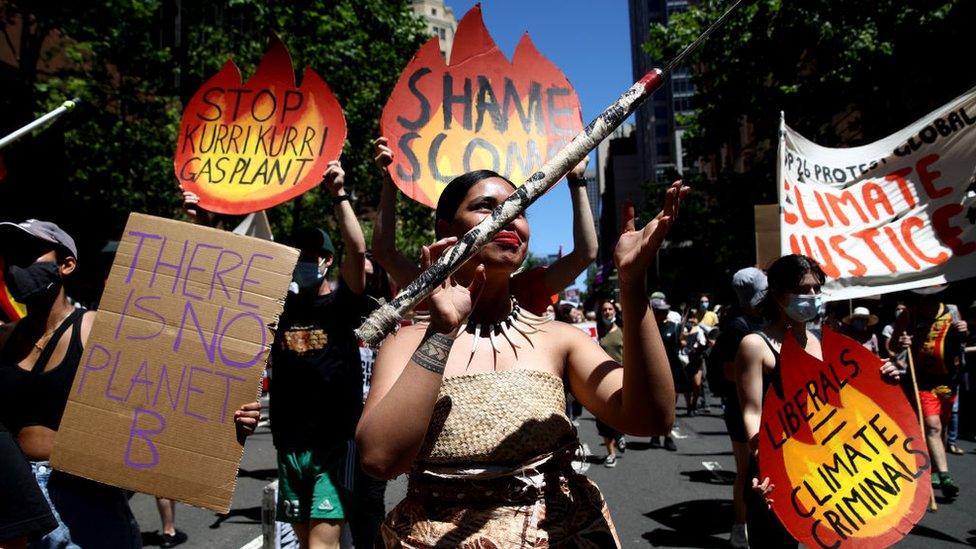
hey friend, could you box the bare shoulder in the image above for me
[80,310,98,345]
[737,333,769,360]
[545,320,598,350]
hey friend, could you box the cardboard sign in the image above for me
[381,5,583,208]
[51,214,298,513]
[758,327,930,548]
[778,86,976,301]
[174,36,346,215]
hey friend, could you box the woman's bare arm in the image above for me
[540,160,597,293]
[371,137,422,288]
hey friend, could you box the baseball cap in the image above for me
[650,297,670,311]
[291,227,335,257]
[650,291,667,301]
[732,267,767,309]
[0,219,78,260]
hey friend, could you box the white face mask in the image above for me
[784,293,824,323]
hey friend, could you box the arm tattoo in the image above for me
[411,331,454,375]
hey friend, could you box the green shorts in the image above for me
[276,446,351,523]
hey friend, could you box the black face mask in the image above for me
[4,261,62,303]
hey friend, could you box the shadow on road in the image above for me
[680,469,735,485]
[642,499,733,548]
[238,467,278,481]
[906,524,968,545]
[208,506,262,529]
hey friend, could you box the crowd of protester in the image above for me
[1,141,973,549]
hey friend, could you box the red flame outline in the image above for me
[759,326,931,548]
[174,36,346,215]
[380,4,583,209]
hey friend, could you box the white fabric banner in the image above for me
[778,86,976,301]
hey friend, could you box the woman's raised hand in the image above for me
[421,237,486,335]
[613,180,689,284]
[374,137,394,169]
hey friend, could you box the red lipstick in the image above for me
[492,230,522,248]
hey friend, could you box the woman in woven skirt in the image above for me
[357,170,688,547]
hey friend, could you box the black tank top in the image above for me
[0,308,86,434]
[753,331,785,400]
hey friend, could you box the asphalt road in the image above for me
[130,400,976,548]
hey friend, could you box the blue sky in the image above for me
[446,0,634,288]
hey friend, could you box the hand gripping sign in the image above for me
[381,5,583,208]
[52,214,298,513]
[759,327,931,548]
[174,36,346,215]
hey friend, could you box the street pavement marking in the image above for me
[702,460,725,482]
[240,534,262,549]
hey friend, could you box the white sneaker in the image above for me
[603,455,617,468]
[729,523,748,548]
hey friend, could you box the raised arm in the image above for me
[540,158,598,293]
[371,137,422,287]
[321,160,367,295]
[565,182,687,436]
[356,241,484,479]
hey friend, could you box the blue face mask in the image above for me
[785,294,823,323]
[700,300,710,310]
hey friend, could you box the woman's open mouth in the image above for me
[492,230,522,248]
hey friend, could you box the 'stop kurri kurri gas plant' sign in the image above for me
[174,37,346,215]
[381,5,583,209]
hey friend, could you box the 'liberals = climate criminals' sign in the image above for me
[174,36,346,215]
[51,214,298,513]
[759,327,931,549]
[381,5,583,209]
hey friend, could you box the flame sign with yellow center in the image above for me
[381,5,583,209]
[759,326,931,548]
[174,37,346,215]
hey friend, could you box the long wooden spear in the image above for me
[357,0,745,345]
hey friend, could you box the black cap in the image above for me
[0,219,78,260]
[290,227,335,257]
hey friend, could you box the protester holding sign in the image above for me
[0,220,262,547]
[735,254,827,548]
[891,287,968,500]
[0,220,140,548]
[357,170,686,546]
[372,136,596,314]
[269,160,373,549]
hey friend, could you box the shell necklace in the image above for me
[463,297,551,368]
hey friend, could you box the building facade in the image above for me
[628,0,695,186]
[410,0,457,61]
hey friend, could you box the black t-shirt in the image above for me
[270,283,375,451]
[660,320,683,369]
[709,313,765,396]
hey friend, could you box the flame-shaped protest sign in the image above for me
[174,37,346,215]
[381,5,583,209]
[759,327,931,548]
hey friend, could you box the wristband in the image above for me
[568,177,588,188]
[333,194,351,204]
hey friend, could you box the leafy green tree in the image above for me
[640,0,971,297]
[0,0,433,280]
